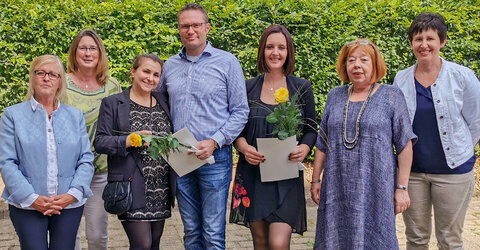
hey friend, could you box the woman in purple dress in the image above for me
[311,39,417,249]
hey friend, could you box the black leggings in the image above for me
[121,220,165,250]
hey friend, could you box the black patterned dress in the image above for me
[118,101,172,221]
[229,76,314,235]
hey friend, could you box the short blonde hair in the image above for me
[67,29,109,85]
[24,55,67,103]
[336,39,387,83]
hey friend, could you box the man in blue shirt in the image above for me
[159,3,248,249]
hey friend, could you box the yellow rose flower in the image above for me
[129,133,142,147]
[274,87,289,103]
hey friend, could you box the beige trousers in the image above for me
[74,172,109,250]
[402,171,474,250]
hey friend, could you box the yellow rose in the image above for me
[274,87,289,103]
[129,133,142,147]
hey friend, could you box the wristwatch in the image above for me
[396,184,408,191]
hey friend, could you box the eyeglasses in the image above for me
[34,70,61,80]
[178,23,207,32]
[345,39,373,48]
[77,46,99,53]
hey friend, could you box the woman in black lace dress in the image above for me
[94,54,175,250]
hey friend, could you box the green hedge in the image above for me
[1,0,479,117]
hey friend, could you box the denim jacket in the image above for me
[393,58,480,169]
[0,100,94,205]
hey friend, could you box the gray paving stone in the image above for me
[0,177,479,250]
[0,233,14,241]
[291,243,313,249]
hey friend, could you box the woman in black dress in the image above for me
[230,25,317,249]
[94,54,175,250]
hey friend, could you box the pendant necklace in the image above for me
[342,83,375,149]
[265,76,286,92]
[266,81,275,92]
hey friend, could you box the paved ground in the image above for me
[0,176,479,249]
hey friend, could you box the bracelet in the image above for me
[311,179,322,184]
[396,184,408,191]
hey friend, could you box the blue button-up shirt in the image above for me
[159,42,248,147]
[411,78,475,174]
[394,58,480,169]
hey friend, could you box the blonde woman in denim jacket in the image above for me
[393,13,480,250]
[0,55,94,250]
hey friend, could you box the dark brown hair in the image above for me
[132,54,163,71]
[130,54,164,83]
[408,12,447,43]
[257,25,295,75]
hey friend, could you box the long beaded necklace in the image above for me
[342,83,376,149]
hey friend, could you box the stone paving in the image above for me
[0,180,479,249]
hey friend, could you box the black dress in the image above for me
[118,101,172,221]
[229,75,317,234]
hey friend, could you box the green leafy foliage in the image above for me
[266,91,303,140]
[1,0,479,162]
[1,0,479,116]
[142,133,188,160]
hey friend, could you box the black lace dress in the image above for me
[118,101,172,221]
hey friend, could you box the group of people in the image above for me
[0,3,478,250]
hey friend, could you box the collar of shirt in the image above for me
[30,97,61,112]
[414,78,433,101]
[179,41,213,61]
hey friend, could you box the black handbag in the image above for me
[102,163,136,214]
[102,179,132,214]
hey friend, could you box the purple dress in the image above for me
[314,85,416,249]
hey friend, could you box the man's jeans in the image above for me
[176,145,233,250]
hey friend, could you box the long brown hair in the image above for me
[257,25,295,75]
[67,29,109,85]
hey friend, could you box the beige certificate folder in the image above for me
[256,135,299,182]
[164,128,207,177]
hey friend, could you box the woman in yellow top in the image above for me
[66,29,121,250]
